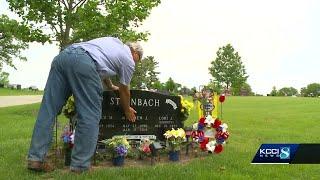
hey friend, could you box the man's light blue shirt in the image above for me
[72,37,135,86]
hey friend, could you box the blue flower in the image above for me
[216,138,225,144]
[63,135,70,143]
[115,145,128,156]
[198,124,205,131]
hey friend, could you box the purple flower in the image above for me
[198,124,205,131]
[216,137,225,144]
[115,145,128,156]
[198,135,204,143]
[63,136,70,143]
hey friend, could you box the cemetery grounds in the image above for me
[0,96,319,179]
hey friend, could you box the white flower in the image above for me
[70,130,75,144]
[206,140,217,152]
[219,123,228,132]
[192,123,198,130]
[204,115,214,127]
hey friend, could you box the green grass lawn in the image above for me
[0,88,43,96]
[0,96,320,179]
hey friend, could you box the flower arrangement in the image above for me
[61,125,75,166]
[164,128,186,152]
[101,136,130,157]
[62,96,75,119]
[61,125,75,148]
[191,115,230,154]
[139,138,152,156]
[180,96,194,121]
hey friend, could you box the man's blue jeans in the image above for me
[28,47,103,171]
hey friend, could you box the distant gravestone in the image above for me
[99,90,183,141]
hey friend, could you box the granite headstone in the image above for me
[99,90,183,141]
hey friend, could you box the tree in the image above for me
[165,77,176,93]
[5,0,161,51]
[0,71,10,86]
[152,80,165,91]
[270,86,277,96]
[207,80,222,94]
[0,15,48,69]
[191,87,197,94]
[208,44,248,91]
[231,82,254,96]
[300,83,320,97]
[179,86,192,96]
[300,87,307,97]
[277,87,298,96]
[130,56,159,89]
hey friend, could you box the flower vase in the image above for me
[64,147,72,166]
[169,151,180,161]
[112,156,125,166]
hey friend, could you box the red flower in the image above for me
[215,130,224,139]
[212,119,222,129]
[191,131,204,140]
[222,131,230,139]
[143,146,151,153]
[219,95,226,103]
[199,117,205,124]
[214,144,223,153]
[200,137,209,150]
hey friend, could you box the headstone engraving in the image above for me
[99,90,183,141]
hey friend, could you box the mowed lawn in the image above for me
[0,96,319,179]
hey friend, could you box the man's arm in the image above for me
[118,84,136,122]
[103,78,119,90]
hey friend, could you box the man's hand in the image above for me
[118,84,136,122]
[103,78,119,90]
[111,85,119,91]
[125,107,137,122]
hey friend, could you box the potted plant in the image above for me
[101,136,130,166]
[61,125,75,166]
[139,138,152,159]
[61,96,77,166]
[62,96,77,129]
[164,128,186,161]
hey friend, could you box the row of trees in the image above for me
[129,56,194,95]
[270,83,320,97]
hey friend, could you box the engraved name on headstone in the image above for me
[99,90,183,141]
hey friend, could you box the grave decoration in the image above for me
[191,115,230,154]
[139,138,152,158]
[191,86,230,154]
[61,95,76,166]
[100,136,130,166]
[61,125,75,166]
[180,96,194,121]
[163,128,186,161]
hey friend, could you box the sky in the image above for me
[1,0,320,95]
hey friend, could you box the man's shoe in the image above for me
[27,160,54,172]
